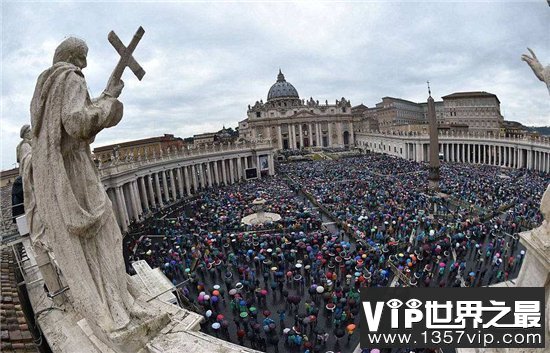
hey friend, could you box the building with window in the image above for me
[238,70,359,149]
[441,91,504,135]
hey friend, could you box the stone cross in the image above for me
[106,27,146,92]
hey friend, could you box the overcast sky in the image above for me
[1,1,549,170]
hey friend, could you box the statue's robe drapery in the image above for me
[30,61,133,332]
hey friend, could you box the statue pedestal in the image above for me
[22,239,262,353]
[457,227,550,353]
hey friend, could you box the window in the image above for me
[256,112,261,118]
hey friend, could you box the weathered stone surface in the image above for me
[522,48,550,95]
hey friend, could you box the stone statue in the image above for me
[530,184,550,252]
[29,36,150,338]
[17,124,64,300]
[521,48,550,95]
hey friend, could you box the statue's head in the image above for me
[53,37,88,69]
[20,124,31,140]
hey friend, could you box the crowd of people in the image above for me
[123,152,548,353]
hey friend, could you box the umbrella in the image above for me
[240,312,248,318]
[229,289,237,296]
[346,323,356,333]
[212,322,220,330]
[263,310,271,317]
[316,286,325,293]
[216,314,224,321]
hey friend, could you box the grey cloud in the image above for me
[2,1,549,169]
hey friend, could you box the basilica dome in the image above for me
[267,70,299,101]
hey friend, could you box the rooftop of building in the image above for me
[93,134,183,153]
[442,91,500,104]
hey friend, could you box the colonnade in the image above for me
[255,121,354,150]
[356,132,550,173]
[102,151,275,232]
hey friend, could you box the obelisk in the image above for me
[427,82,440,190]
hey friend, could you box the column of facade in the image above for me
[147,175,156,209]
[189,164,197,191]
[277,125,283,150]
[308,123,313,147]
[480,144,487,164]
[290,125,296,149]
[228,159,235,184]
[196,163,204,189]
[221,159,228,185]
[237,157,243,180]
[115,186,129,232]
[108,189,122,228]
[209,162,215,187]
[316,123,322,147]
[176,168,184,199]
[213,160,220,185]
[161,170,169,202]
[132,180,143,217]
[256,155,262,179]
[134,180,143,215]
[460,143,465,163]
[268,154,275,176]
[298,124,303,149]
[349,122,355,147]
[328,123,333,146]
[454,143,458,162]
[123,183,135,221]
[154,172,163,207]
[126,181,139,220]
[138,177,149,212]
[455,143,458,162]
[183,166,192,195]
[169,169,177,199]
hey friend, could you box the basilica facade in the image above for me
[238,70,359,149]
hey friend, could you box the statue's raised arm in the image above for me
[521,48,550,95]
